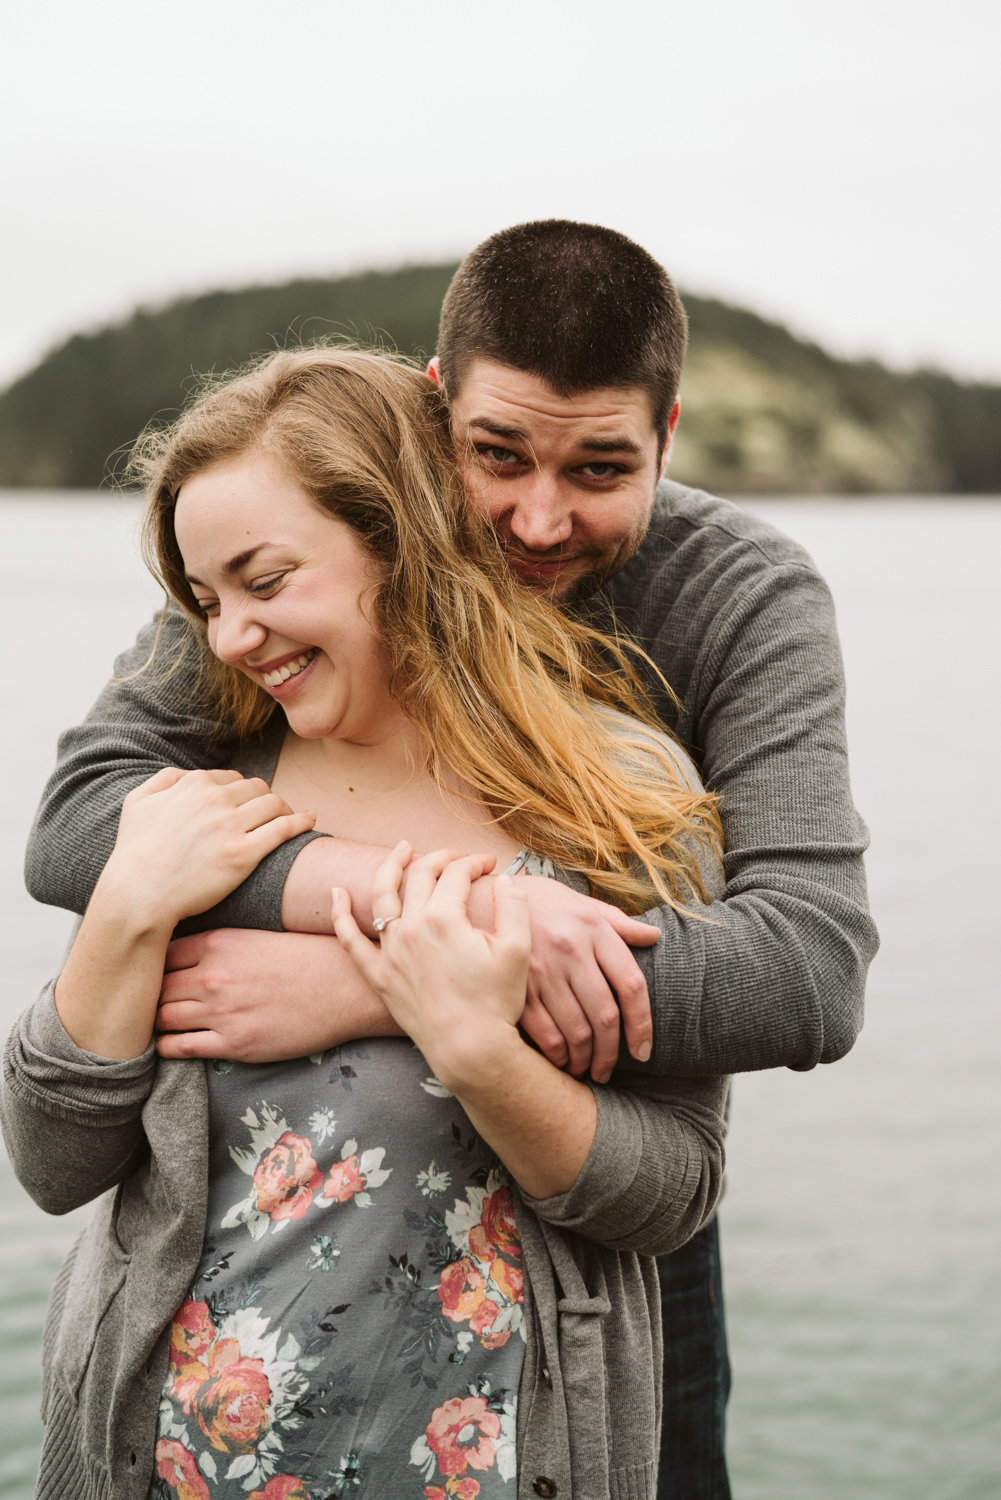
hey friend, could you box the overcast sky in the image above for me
[2,0,998,387]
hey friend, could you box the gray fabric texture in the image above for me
[590,482,877,1075]
[2,981,726,1500]
[22,480,877,1077]
[6,728,727,1500]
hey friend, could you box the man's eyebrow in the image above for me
[184,543,271,585]
[578,436,643,456]
[467,417,642,457]
[467,418,530,442]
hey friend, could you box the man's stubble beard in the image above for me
[511,495,655,608]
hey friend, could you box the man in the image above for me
[26,220,877,1499]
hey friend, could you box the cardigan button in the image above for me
[542,1365,553,1389]
[533,1479,557,1497]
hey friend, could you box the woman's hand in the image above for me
[101,766,316,933]
[331,843,531,1089]
[332,844,598,1200]
[280,833,657,1082]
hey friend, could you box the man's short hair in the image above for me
[437,219,688,445]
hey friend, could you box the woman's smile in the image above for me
[255,646,319,694]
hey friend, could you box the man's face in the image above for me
[444,357,678,604]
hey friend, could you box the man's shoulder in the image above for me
[646,480,818,572]
[608,481,823,620]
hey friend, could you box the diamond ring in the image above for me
[372,915,402,933]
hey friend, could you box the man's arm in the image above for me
[624,556,878,1076]
[27,609,657,1078]
[154,929,405,1061]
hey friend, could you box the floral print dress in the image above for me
[150,1023,536,1500]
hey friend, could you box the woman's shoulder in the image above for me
[591,705,704,792]
[591,705,724,904]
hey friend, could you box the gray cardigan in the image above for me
[24,481,878,1078]
[3,733,728,1500]
[3,1001,726,1500]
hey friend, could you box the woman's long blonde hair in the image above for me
[131,346,721,912]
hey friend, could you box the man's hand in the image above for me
[511,875,658,1082]
[155,928,402,1062]
[279,836,659,1081]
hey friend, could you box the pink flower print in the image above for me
[425,1395,501,1477]
[468,1187,521,1264]
[248,1478,313,1500]
[253,1132,321,1222]
[154,1437,210,1500]
[323,1154,366,1203]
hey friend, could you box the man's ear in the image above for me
[660,398,681,476]
[427,356,442,386]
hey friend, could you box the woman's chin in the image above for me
[277,705,337,739]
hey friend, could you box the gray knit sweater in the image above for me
[3,987,727,1500]
[23,481,877,1078]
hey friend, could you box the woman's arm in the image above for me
[418,1015,598,1201]
[1,980,157,1214]
[331,846,726,1235]
[2,767,314,1215]
[521,1069,727,1255]
[332,846,601,1198]
[56,767,314,1059]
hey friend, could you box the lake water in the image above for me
[1,493,999,1499]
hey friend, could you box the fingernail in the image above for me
[597,1070,612,1085]
[395,840,410,851]
[331,887,343,901]
[636,1042,652,1062]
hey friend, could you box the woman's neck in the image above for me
[271,720,521,867]
[296,714,425,797]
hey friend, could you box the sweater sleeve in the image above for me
[520,1070,727,1256]
[23,605,325,929]
[0,981,157,1214]
[625,560,878,1077]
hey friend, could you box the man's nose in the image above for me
[213,602,267,664]
[506,472,573,552]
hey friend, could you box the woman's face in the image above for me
[174,449,400,743]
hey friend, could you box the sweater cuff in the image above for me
[5,982,157,1121]
[519,1083,642,1228]
[175,829,333,936]
[22,980,158,1075]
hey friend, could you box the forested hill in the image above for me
[2,262,999,493]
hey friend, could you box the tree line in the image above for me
[1,263,998,493]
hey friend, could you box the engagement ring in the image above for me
[372,915,401,933]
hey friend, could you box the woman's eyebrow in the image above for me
[223,543,271,575]
[183,543,272,586]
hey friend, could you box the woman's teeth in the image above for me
[263,649,317,687]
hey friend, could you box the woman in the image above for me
[2,349,728,1500]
